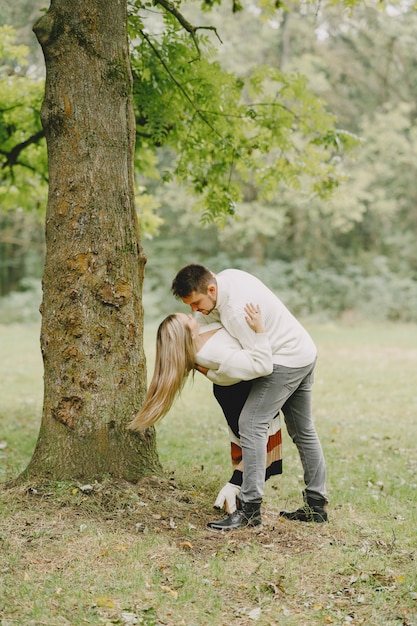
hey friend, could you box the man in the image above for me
[171,264,328,530]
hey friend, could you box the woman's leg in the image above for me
[213,380,252,439]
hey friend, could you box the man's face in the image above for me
[181,285,217,315]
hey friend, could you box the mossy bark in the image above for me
[21,0,161,481]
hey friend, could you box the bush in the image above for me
[151,255,417,323]
[3,258,417,325]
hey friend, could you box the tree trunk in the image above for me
[21,0,161,481]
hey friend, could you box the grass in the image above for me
[1,320,417,625]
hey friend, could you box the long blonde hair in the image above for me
[128,314,196,431]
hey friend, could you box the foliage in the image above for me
[2,0,417,318]
[0,207,44,296]
[1,4,355,225]
[2,252,416,325]
[139,0,417,316]
[135,187,164,239]
[142,233,417,322]
[0,23,29,63]
[0,0,46,65]
[0,26,47,213]
[128,0,355,223]
[303,5,417,280]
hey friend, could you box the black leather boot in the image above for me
[280,493,328,523]
[207,501,262,531]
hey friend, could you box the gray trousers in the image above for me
[238,361,327,504]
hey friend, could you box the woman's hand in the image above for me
[195,364,209,376]
[244,303,265,333]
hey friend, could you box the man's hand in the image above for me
[214,482,241,514]
[244,303,265,333]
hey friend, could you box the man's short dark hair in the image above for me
[171,264,214,298]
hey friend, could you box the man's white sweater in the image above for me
[199,269,317,369]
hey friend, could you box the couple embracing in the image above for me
[129,264,328,530]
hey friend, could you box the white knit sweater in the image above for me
[195,323,273,386]
[199,269,317,368]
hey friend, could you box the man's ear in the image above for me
[207,283,217,299]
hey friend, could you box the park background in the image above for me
[1,1,417,625]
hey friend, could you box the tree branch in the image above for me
[153,0,223,56]
[1,129,45,170]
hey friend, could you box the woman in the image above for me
[128,304,282,513]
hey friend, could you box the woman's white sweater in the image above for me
[195,323,273,386]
